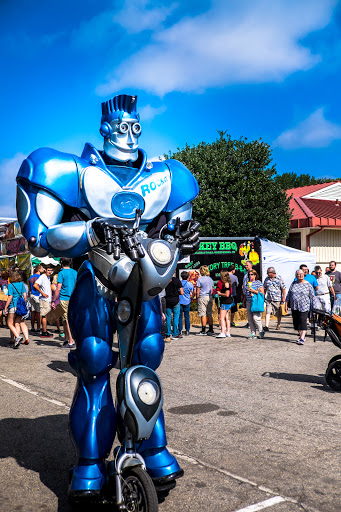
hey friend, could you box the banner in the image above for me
[178,238,261,303]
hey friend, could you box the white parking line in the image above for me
[169,448,321,512]
[0,374,321,512]
[0,374,69,408]
[232,496,285,512]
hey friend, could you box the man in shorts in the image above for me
[52,258,77,349]
[263,267,286,331]
[196,265,215,336]
[29,264,44,333]
[33,265,54,338]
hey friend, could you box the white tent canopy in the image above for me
[31,255,60,267]
[261,239,316,292]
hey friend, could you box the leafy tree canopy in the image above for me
[274,172,335,190]
[165,131,292,242]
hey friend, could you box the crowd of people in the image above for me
[1,257,340,348]
[0,258,77,349]
[161,260,341,345]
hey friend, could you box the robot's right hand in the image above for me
[92,219,145,261]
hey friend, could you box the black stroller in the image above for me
[312,305,341,391]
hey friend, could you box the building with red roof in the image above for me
[286,182,341,266]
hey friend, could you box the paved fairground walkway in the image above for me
[0,316,340,511]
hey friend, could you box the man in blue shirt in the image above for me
[300,264,318,293]
[178,271,194,336]
[52,258,77,349]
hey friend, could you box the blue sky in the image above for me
[1,0,341,217]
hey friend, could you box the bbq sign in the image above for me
[177,237,262,303]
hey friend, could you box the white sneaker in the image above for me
[225,333,231,337]
[216,333,226,338]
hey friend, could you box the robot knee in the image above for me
[69,337,117,376]
[133,333,164,370]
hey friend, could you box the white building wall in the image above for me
[310,229,341,267]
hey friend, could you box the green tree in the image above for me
[165,131,291,242]
[274,172,332,190]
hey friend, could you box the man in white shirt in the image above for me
[33,265,54,338]
[315,265,335,312]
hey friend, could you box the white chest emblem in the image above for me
[81,166,171,220]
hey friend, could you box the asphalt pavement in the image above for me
[0,317,340,512]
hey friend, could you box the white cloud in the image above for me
[274,108,341,149]
[139,104,166,121]
[71,0,176,48]
[0,153,26,218]
[113,0,177,34]
[96,0,336,96]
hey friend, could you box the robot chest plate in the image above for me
[81,166,171,221]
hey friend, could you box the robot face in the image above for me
[104,118,142,162]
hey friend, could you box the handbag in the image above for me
[12,283,28,317]
[280,303,288,316]
[250,291,265,313]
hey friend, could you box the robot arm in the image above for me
[16,182,99,258]
[163,203,200,255]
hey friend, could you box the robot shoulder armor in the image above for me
[164,159,199,211]
[17,147,79,206]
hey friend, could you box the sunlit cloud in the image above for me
[72,0,176,48]
[96,0,336,96]
[139,104,166,121]
[113,0,177,34]
[274,108,341,149]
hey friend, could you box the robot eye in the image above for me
[118,122,129,134]
[132,123,141,135]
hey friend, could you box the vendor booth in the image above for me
[0,220,60,273]
[178,237,316,323]
[179,237,316,293]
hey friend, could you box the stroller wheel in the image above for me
[325,359,341,391]
[327,355,341,367]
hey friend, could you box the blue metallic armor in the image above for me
[16,94,199,499]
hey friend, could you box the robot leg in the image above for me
[67,261,118,499]
[133,296,183,483]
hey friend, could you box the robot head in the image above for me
[100,94,141,162]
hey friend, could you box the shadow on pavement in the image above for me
[0,414,74,511]
[262,371,335,392]
[35,338,63,347]
[47,360,77,376]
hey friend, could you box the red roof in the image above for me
[287,182,341,228]
[287,182,336,198]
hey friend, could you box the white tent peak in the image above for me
[260,238,316,292]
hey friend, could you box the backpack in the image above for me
[12,283,28,317]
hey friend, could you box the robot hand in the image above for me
[92,218,145,261]
[175,218,200,255]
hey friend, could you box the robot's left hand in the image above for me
[176,219,200,255]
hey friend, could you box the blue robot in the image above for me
[16,94,199,501]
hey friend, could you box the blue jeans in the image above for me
[166,303,180,336]
[179,303,191,332]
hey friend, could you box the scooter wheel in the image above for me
[121,467,158,512]
[325,359,341,391]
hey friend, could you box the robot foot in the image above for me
[142,447,184,482]
[152,468,184,493]
[68,462,106,503]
